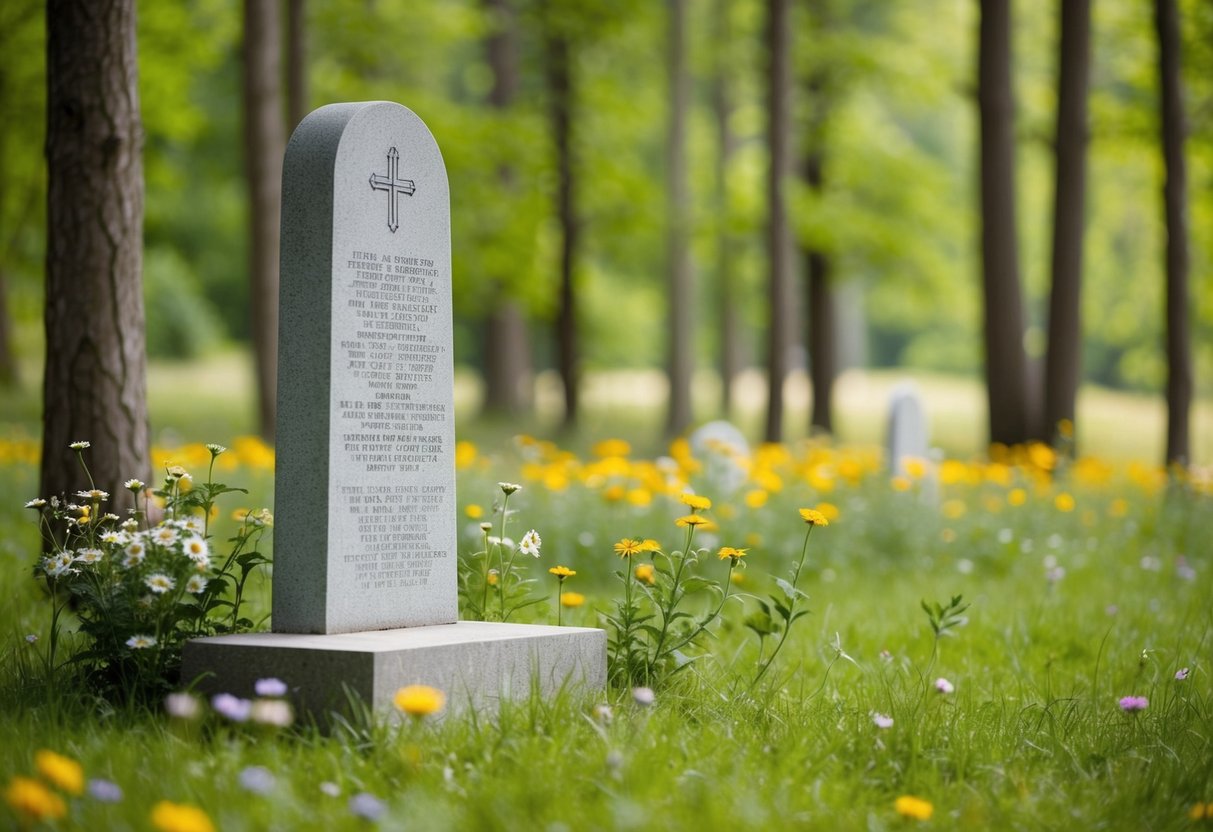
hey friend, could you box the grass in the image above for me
[2,424,1211,829]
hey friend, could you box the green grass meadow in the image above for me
[1,365,1211,830]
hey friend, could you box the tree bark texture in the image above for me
[1154,0,1192,466]
[978,0,1034,447]
[544,24,579,428]
[665,0,694,436]
[765,0,795,443]
[287,0,308,131]
[243,0,285,440]
[1043,0,1091,450]
[481,0,533,415]
[42,0,149,509]
[712,0,741,417]
[804,54,835,437]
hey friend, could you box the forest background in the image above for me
[0,0,1210,463]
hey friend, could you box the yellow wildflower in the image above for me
[5,776,67,822]
[1190,802,1208,821]
[393,684,446,718]
[1008,488,1027,506]
[798,508,829,526]
[638,539,662,553]
[744,489,769,509]
[454,440,478,470]
[717,547,749,563]
[890,476,911,492]
[560,591,585,608]
[151,801,216,832]
[894,795,934,821]
[679,493,712,511]
[593,438,632,458]
[549,565,576,580]
[34,749,84,795]
[675,514,707,527]
[1108,497,1129,518]
[1054,492,1076,513]
[942,499,966,519]
[603,484,626,503]
[815,502,840,522]
[465,504,484,519]
[626,488,652,507]
[634,563,656,585]
[614,539,644,558]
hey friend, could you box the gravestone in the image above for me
[886,382,929,476]
[183,101,604,718]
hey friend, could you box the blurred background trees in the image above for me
[1,0,1210,462]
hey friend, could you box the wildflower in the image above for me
[184,575,208,594]
[894,795,934,821]
[872,712,894,729]
[465,504,483,519]
[121,518,138,532]
[319,782,341,797]
[1191,803,1210,821]
[126,634,157,649]
[717,546,748,564]
[183,536,209,563]
[560,592,585,608]
[205,443,227,456]
[816,502,841,521]
[255,677,289,697]
[75,548,105,565]
[123,540,147,567]
[35,749,84,795]
[593,704,614,724]
[212,693,253,722]
[146,573,176,594]
[1054,492,1076,512]
[42,552,76,578]
[150,800,216,832]
[124,478,145,491]
[69,441,91,450]
[1176,667,1190,681]
[165,465,190,481]
[632,687,656,707]
[239,766,276,794]
[1046,566,1066,585]
[87,778,123,803]
[675,514,708,528]
[679,492,712,511]
[634,563,655,585]
[394,684,446,718]
[1118,695,1149,712]
[479,521,493,533]
[549,565,576,580]
[486,569,499,586]
[519,529,542,557]
[639,538,662,553]
[153,526,180,547]
[497,482,522,495]
[614,538,644,558]
[165,693,203,720]
[349,792,387,822]
[934,677,955,695]
[799,508,829,526]
[178,516,205,534]
[25,634,37,644]
[24,498,46,509]
[76,489,109,501]
[100,530,128,545]
[4,776,67,822]
[250,699,295,727]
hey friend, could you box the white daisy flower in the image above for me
[69,441,91,450]
[25,498,46,509]
[126,634,156,649]
[185,574,208,594]
[100,530,129,546]
[75,548,105,565]
[519,529,542,558]
[145,573,175,594]
[152,526,179,547]
[182,536,209,563]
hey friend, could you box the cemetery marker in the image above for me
[183,101,604,718]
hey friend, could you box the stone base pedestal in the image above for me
[182,621,605,721]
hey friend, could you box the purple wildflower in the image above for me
[239,766,276,794]
[349,792,387,822]
[934,677,955,695]
[1175,667,1190,681]
[87,779,123,803]
[872,712,894,729]
[254,677,288,697]
[212,692,253,722]
[1118,695,1149,713]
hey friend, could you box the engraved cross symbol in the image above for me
[368,147,415,233]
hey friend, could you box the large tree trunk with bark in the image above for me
[286,0,308,131]
[481,0,533,415]
[764,0,795,443]
[42,0,149,509]
[665,0,694,436]
[1154,0,1191,466]
[712,0,741,417]
[977,0,1034,447]
[1043,0,1091,451]
[544,21,579,428]
[243,0,285,440]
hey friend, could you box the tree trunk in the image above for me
[42,0,149,510]
[1043,0,1091,451]
[977,0,1033,447]
[243,0,285,440]
[804,50,835,437]
[712,0,741,417]
[665,0,694,436]
[1154,0,1191,466]
[481,0,533,415]
[765,0,795,443]
[286,0,308,131]
[0,267,15,386]
[544,21,579,428]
